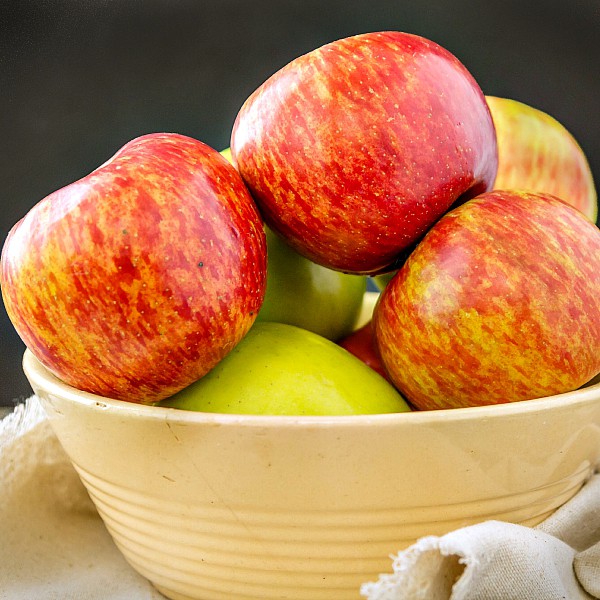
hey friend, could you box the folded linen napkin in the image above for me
[1,395,599,600]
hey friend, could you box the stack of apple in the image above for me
[2,31,600,415]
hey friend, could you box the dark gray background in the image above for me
[2,0,599,406]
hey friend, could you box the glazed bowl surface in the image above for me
[23,328,600,600]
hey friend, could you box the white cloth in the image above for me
[0,396,165,599]
[1,396,599,600]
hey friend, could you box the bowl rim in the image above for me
[22,348,600,429]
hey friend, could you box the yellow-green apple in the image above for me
[1,133,267,404]
[221,146,367,340]
[257,227,366,340]
[338,320,390,382]
[159,321,409,415]
[220,146,233,164]
[374,190,600,410]
[487,96,597,221]
[231,31,498,274]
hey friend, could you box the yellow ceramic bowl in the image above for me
[22,294,600,600]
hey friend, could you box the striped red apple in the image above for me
[374,190,600,410]
[231,31,498,275]
[1,133,267,404]
[487,96,597,222]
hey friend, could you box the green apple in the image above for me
[159,322,410,416]
[220,146,233,163]
[221,148,367,340]
[257,227,366,340]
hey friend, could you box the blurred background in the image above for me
[1,0,599,406]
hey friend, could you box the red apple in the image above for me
[231,31,498,274]
[373,190,600,410]
[487,96,597,222]
[1,133,267,404]
[338,320,391,382]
